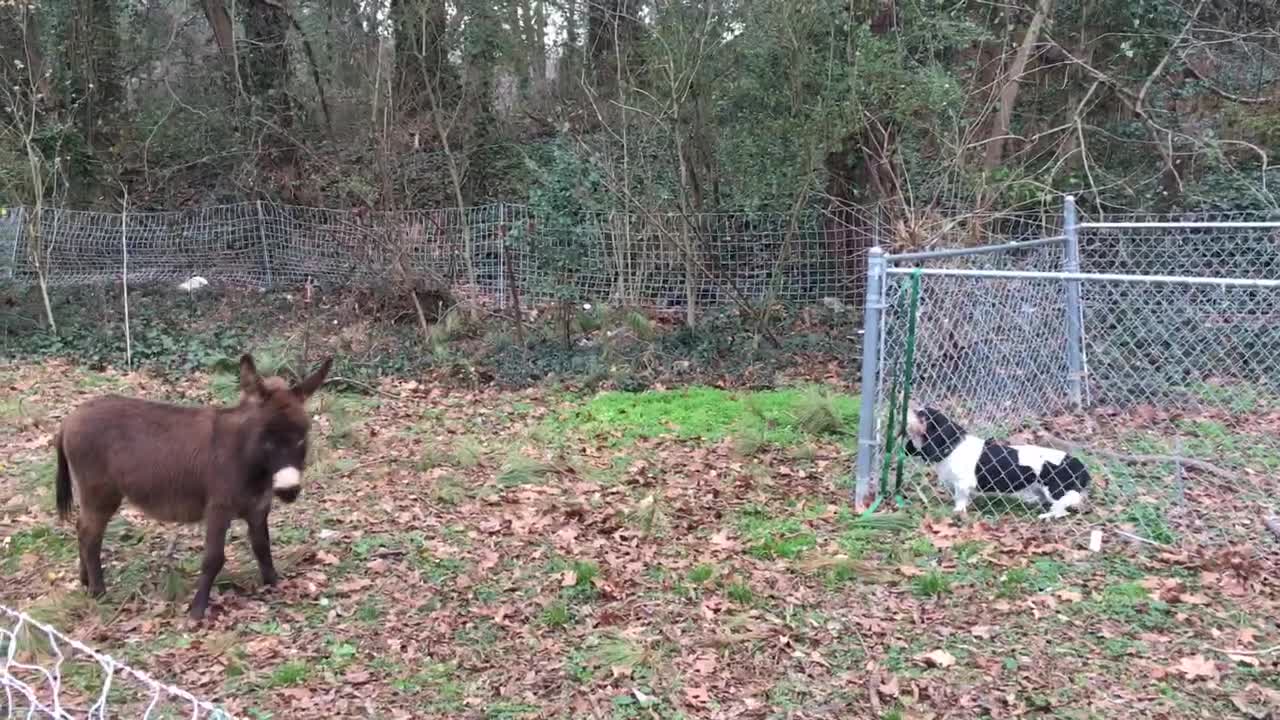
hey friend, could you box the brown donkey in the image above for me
[53,354,333,620]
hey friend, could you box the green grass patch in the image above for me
[2,526,76,572]
[687,564,716,584]
[0,393,49,430]
[911,569,953,599]
[355,597,384,623]
[547,385,858,447]
[736,505,819,560]
[1121,503,1176,545]
[1084,580,1173,630]
[7,457,56,511]
[430,473,468,505]
[540,600,573,628]
[451,437,488,468]
[547,557,602,604]
[567,634,656,688]
[265,660,310,688]
[321,393,373,448]
[1186,381,1277,414]
[726,581,755,604]
[496,453,556,487]
[995,558,1069,599]
[418,444,452,471]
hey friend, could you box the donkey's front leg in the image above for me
[245,506,279,587]
[189,510,232,621]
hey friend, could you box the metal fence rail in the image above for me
[854,197,1280,546]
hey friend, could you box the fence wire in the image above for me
[1,605,234,720]
[0,202,882,310]
[870,224,1280,546]
[1079,215,1280,280]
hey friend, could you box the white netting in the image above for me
[868,220,1280,544]
[1,605,234,719]
[0,202,880,309]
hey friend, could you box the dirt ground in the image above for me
[2,358,1278,720]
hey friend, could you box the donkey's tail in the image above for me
[54,431,74,522]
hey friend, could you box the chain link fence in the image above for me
[854,199,1280,547]
[1,604,234,719]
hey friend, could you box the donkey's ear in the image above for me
[292,356,333,401]
[239,354,265,397]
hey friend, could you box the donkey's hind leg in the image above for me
[77,497,120,597]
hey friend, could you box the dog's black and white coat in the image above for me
[904,406,1090,519]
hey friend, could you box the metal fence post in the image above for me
[853,246,888,508]
[256,201,274,289]
[6,206,24,281]
[1062,195,1085,410]
[497,202,507,309]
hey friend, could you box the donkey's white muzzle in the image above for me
[272,466,302,502]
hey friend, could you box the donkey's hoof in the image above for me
[88,585,106,598]
[188,604,209,621]
[261,570,280,587]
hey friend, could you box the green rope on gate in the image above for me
[861,268,924,517]
[860,358,901,518]
[890,269,923,504]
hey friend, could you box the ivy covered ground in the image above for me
[1,291,1278,720]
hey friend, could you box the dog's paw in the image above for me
[1038,509,1066,520]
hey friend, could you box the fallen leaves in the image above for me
[1139,575,1216,606]
[334,577,373,594]
[916,649,956,669]
[969,625,995,639]
[4,360,1280,720]
[1230,684,1280,720]
[1225,653,1262,668]
[1173,654,1219,682]
[683,685,712,708]
[690,654,717,675]
[1054,589,1084,603]
[877,675,901,698]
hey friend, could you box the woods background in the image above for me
[2,0,1276,222]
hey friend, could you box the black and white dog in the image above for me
[903,405,1090,520]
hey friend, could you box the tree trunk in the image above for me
[462,0,499,203]
[587,0,639,94]
[64,0,122,200]
[200,0,235,71]
[392,0,453,117]
[558,0,580,97]
[1,0,48,100]
[241,0,296,185]
[982,0,1054,172]
[533,1,548,82]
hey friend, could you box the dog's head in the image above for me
[903,405,968,463]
